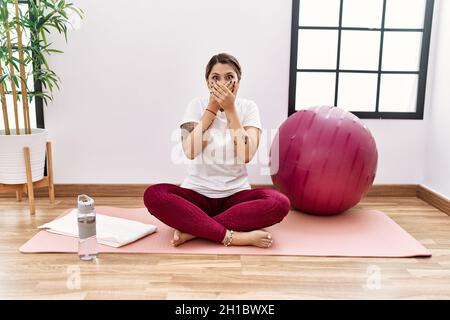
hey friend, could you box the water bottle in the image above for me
[77,194,98,261]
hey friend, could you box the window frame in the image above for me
[288,0,435,119]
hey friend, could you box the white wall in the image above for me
[44,0,440,187]
[423,0,450,199]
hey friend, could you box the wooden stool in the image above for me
[0,141,55,215]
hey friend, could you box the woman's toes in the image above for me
[172,230,181,246]
[262,238,273,248]
[172,230,196,247]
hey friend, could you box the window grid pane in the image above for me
[379,74,419,112]
[296,72,336,110]
[297,30,339,69]
[337,73,378,112]
[339,30,381,71]
[342,0,384,28]
[299,0,341,27]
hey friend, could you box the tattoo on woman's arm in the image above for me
[180,122,197,141]
[233,133,249,146]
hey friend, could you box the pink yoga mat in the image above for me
[20,206,431,257]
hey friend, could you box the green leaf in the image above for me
[46,49,63,53]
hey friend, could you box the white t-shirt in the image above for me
[179,96,263,198]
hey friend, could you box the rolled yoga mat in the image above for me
[20,206,431,258]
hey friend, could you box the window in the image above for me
[289,0,435,119]
[0,0,44,131]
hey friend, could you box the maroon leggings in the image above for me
[143,183,291,243]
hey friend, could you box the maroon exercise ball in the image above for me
[269,106,378,216]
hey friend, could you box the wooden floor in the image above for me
[1,195,450,300]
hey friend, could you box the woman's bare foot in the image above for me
[224,230,273,248]
[171,229,196,247]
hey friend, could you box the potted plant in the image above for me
[0,0,83,184]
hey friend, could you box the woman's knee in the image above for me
[246,188,290,221]
[143,183,176,210]
[265,189,291,221]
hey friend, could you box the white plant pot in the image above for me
[0,128,47,184]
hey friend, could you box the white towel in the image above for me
[38,209,157,248]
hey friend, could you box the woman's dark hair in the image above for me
[205,53,242,81]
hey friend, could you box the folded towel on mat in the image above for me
[38,209,157,248]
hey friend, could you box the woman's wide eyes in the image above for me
[212,76,234,81]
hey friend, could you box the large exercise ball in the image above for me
[269,106,378,216]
